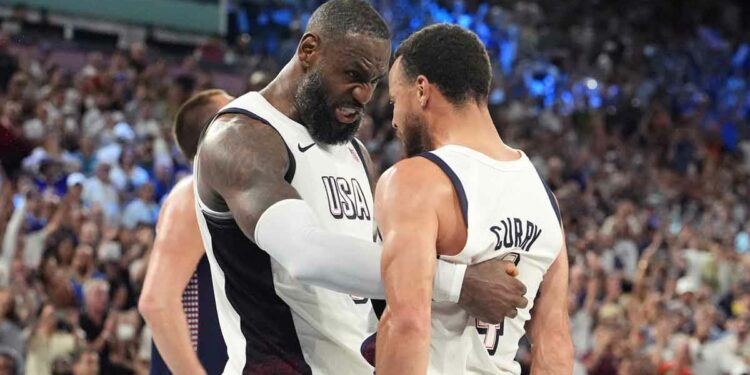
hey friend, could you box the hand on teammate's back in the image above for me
[459,259,528,324]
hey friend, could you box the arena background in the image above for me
[1,0,750,374]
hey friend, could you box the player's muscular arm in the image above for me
[527,238,574,374]
[198,115,301,239]
[198,116,386,297]
[138,179,207,375]
[376,159,442,375]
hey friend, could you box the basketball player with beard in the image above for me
[139,89,233,375]
[194,1,528,373]
[376,24,574,374]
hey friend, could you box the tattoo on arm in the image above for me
[197,114,300,241]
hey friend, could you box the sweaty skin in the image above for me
[139,178,207,375]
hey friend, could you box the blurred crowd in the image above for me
[1,0,750,374]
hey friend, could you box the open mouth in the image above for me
[335,106,362,124]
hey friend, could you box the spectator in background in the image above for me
[121,183,158,230]
[74,138,98,176]
[0,288,23,371]
[0,32,18,91]
[22,102,49,144]
[82,162,119,225]
[0,101,30,179]
[0,349,20,375]
[33,159,67,198]
[79,279,114,374]
[24,304,78,375]
[109,148,149,195]
[71,348,99,375]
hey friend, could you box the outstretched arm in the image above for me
[375,159,443,375]
[139,178,206,375]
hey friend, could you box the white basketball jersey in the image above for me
[195,92,377,374]
[422,145,563,375]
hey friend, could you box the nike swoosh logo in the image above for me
[298,142,316,152]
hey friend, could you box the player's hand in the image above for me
[459,258,528,324]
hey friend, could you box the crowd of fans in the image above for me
[1,0,750,374]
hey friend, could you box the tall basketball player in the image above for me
[139,90,233,375]
[376,24,574,375]
[194,1,528,373]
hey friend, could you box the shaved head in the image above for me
[305,0,389,43]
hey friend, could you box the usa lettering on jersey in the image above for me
[490,217,542,252]
[321,176,371,220]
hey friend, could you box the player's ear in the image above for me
[416,75,430,108]
[297,33,321,71]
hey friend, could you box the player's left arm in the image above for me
[527,229,574,374]
[375,159,442,375]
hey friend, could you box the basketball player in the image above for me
[376,24,574,374]
[194,1,528,373]
[139,89,233,375]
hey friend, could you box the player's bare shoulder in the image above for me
[376,156,454,207]
[196,114,290,209]
[165,177,194,206]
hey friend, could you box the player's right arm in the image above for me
[198,115,395,298]
[527,238,574,374]
[138,178,206,375]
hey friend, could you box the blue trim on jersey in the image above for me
[533,168,561,223]
[418,152,469,227]
[213,107,296,183]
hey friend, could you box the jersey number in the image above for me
[351,295,369,304]
[476,319,504,355]
[474,252,521,355]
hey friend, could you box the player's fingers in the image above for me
[506,308,519,319]
[509,277,527,296]
[515,296,528,309]
[504,263,518,277]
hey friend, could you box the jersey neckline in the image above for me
[434,144,529,171]
[248,91,309,133]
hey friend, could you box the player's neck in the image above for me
[429,102,506,154]
[259,61,303,123]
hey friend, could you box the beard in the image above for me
[400,112,433,157]
[294,69,361,145]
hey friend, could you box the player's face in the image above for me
[389,58,433,157]
[295,34,390,145]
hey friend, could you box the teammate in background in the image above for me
[194,0,527,373]
[376,24,574,375]
[139,89,233,375]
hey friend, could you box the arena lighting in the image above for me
[586,78,598,90]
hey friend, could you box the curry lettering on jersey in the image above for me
[490,218,542,252]
[321,176,371,221]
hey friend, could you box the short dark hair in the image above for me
[173,89,228,160]
[395,24,492,105]
[306,0,389,42]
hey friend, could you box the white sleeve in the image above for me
[254,199,465,302]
